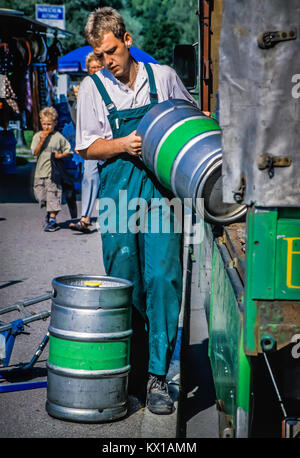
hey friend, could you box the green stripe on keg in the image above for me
[155,117,220,188]
[48,335,130,371]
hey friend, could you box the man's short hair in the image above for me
[40,107,58,121]
[84,7,126,48]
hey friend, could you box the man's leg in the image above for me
[100,231,149,398]
[143,231,182,414]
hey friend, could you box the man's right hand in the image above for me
[82,130,143,161]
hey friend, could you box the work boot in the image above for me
[146,374,174,415]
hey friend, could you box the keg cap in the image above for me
[83,281,102,287]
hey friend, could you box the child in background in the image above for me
[31,107,72,231]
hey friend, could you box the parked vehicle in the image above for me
[171,0,300,438]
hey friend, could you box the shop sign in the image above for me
[35,4,65,30]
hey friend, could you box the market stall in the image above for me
[0,8,72,174]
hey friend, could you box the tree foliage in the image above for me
[2,0,198,64]
[125,0,198,64]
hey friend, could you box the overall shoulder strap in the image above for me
[89,74,116,113]
[144,63,158,102]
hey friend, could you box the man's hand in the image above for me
[82,130,143,161]
[123,130,142,156]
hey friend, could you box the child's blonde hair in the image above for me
[40,107,58,122]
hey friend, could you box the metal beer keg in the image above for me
[137,99,247,224]
[46,275,133,423]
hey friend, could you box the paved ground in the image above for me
[0,161,183,440]
[0,162,131,438]
[0,160,218,440]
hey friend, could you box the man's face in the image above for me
[93,31,132,80]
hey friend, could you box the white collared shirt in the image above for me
[75,62,197,151]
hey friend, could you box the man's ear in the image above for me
[123,32,132,48]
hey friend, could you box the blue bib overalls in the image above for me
[90,63,182,377]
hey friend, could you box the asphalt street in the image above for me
[0,161,181,440]
[0,160,218,440]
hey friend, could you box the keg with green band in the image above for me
[155,117,221,188]
[46,275,133,423]
[48,336,130,371]
[137,99,247,225]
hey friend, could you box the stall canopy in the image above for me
[58,45,158,73]
[0,8,72,38]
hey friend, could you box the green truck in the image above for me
[173,0,300,437]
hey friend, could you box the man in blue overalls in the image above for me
[76,7,196,415]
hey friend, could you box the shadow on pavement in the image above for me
[0,162,82,210]
[179,338,216,428]
[0,280,25,290]
[0,163,37,204]
[0,365,47,383]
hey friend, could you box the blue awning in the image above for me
[58,45,158,72]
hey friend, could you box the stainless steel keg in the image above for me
[137,99,247,224]
[46,275,133,423]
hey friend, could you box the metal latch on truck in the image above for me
[257,29,297,49]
